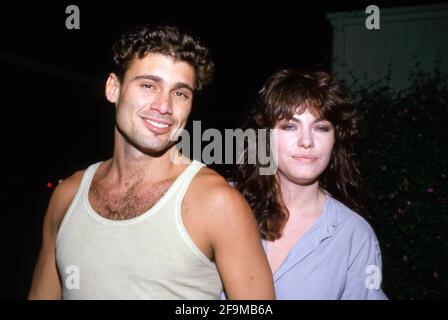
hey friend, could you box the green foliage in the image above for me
[348,67,448,299]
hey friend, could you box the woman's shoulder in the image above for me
[327,196,379,242]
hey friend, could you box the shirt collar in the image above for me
[263,194,339,282]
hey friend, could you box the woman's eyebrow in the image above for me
[290,115,328,123]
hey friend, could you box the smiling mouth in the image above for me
[143,118,169,129]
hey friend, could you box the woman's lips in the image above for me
[292,155,318,163]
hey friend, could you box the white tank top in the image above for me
[56,160,223,299]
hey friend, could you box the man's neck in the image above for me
[107,140,187,187]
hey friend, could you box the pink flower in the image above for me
[427,187,434,193]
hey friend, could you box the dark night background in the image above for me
[0,0,446,299]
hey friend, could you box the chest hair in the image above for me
[89,178,174,220]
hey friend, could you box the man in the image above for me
[28,25,274,299]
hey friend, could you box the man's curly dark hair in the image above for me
[112,24,214,91]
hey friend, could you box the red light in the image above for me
[47,182,53,188]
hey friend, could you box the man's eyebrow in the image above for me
[131,75,194,92]
[172,82,194,93]
[132,75,162,82]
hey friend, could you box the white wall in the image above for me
[327,3,448,90]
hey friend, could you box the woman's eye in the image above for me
[315,126,330,132]
[281,123,296,130]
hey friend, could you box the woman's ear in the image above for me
[105,73,120,104]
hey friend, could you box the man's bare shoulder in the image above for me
[191,167,243,202]
[187,167,254,226]
[56,170,85,191]
[46,170,85,229]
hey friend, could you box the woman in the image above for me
[235,69,387,299]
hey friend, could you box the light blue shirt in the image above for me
[264,195,388,300]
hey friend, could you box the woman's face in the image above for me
[272,108,335,186]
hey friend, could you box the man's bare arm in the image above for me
[28,171,83,300]
[194,173,275,299]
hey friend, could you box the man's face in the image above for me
[106,53,196,154]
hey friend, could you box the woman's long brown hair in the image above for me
[234,69,364,241]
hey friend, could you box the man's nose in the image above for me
[150,92,173,115]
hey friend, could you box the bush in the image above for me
[347,67,448,299]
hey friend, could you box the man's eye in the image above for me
[141,84,155,89]
[174,91,189,99]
